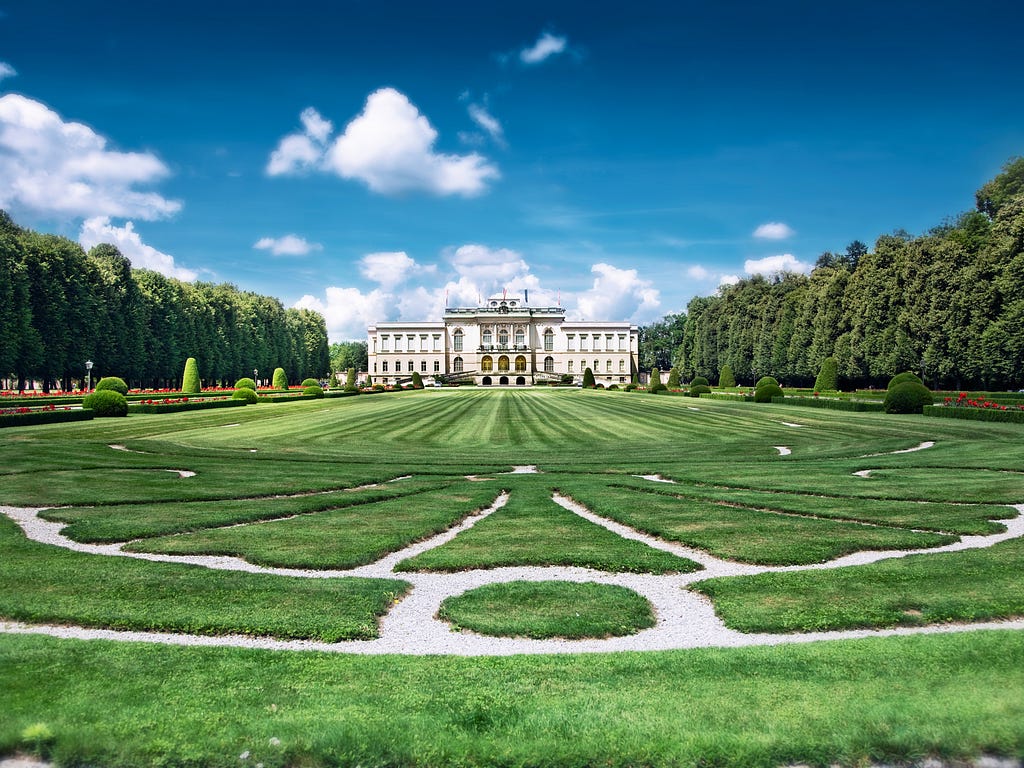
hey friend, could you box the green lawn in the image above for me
[438,580,657,638]
[1,388,1023,766]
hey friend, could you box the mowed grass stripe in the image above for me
[126,483,501,570]
[559,481,956,565]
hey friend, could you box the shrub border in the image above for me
[0,409,95,428]
[923,404,1024,424]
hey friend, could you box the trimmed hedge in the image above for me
[303,384,325,398]
[272,367,288,390]
[755,376,780,390]
[0,409,94,428]
[181,357,201,393]
[234,377,257,391]
[813,357,839,392]
[888,371,924,390]
[772,396,885,413]
[231,388,259,404]
[754,382,784,403]
[128,399,247,414]
[924,405,1024,424]
[94,376,129,396]
[688,384,711,398]
[82,389,128,417]
[718,365,736,388]
[702,392,755,402]
[301,378,319,388]
[690,376,709,388]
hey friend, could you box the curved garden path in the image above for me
[3,440,1024,656]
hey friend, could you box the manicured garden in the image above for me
[1,387,1022,766]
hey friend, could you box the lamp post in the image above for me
[85,360,93,391]
[253,368,258,388]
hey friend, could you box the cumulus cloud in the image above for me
[253,234,322,257]
[79,216,196,281]
[325,88,499,196]
[294,286,394,341]
[0,62,15,82]
[360,251,435,290]
[449,244,529,286]
[574,263,660,324]
[520,32,568,65]
[744,254,812,275]
[687,265,710,280]
[753,221,795,240]
[266,107,333,176]
[0,94,181,221]
[467,103,506,147]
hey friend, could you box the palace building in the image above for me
[367,293,639,386]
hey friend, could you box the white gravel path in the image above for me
[2,453,1022,656]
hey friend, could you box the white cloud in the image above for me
[253,234,322,257]
[687,265,710,280]
[467,103,505,147]
[266,107,332,176]
[79,216,196,281]
[360,251,435,289]
[295,287,393,341]
[324,88,498,196]
[520,32,568,65]
[0,94,181,221]
[574,263,661,324]
[719,274,740,286]
[449,244,529,287]
[744,254,812,275]
[0,62,16,83]
[753,221,795,240]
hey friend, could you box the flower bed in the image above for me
[923,392,1024,424]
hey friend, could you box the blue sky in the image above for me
[2,1,1023,340]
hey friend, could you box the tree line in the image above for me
[640,158,1024,390]
[0,212,330,391]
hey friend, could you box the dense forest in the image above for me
[640,158,1024,390]
[0,212,330,391]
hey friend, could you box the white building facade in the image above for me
[367,293,639,386]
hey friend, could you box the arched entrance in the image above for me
[516,376,526,386]
[482,376,492,386]
[498,356,510,372]
[499,376,509,385]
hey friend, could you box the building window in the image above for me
[544,356,554,373]
[453,329,463,352]
[395,336,403,352]
[580,334,589,351]
[498,356,510,372]
[515,355,527,372]
[482,355,493,372]
[453,356,463,373]
[618,334,627,351]
[421,360,427,372]
[567,334,576,352]
[434,360,440,372]
[482,329,492,346]
[606,360,612,373]
[543,329,553,351]
[381,336,390,352]
[395,361,402,372]
[568,360,574,372]
[514,329,525,347]
[593,335,601,352]
[420,335,428,352]
[382,361,388,372]
[580,360,586,372]
[606,334,614,351]
[499,329,509,347]
[433,335,441,352]
[594,360,599,373]
[373,363,377,372]
[619,359,625,372]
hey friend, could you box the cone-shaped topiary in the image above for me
[234,377,257,391]
[83,389,128,416]
[232,387,259,403]
[94,376,129,396]
[755,376,780,389]
[181,357,201,393]
[754,382,784,403]
[346,367,357,388]
[667,367,681,388]
[718,364,736,388]
[888,371,924,390]
[814,357,839,392]
[582,367,596,388]
[648,368,667,394]
[411,371,423,389]
[884,381,933,414]
[272,367,288,390]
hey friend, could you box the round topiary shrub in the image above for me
[234,377,257,391]
[231,387,258,403]
[94,376,129,396]
[884,381,933,414]
[272,367,288,390]
[690,376,709,388]
[607,384,619,390]
[888,371,924,390]
[688,384,711,397]
[301,377,319,388]
[303,384,325,398]
[83,389,128,416]
[755,376,779,390]
[754,382,784,403]
[624,383,637,392]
